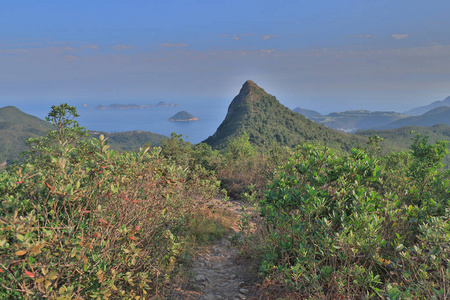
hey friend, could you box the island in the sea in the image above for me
[94,101,179,110]
[169,111,198,122]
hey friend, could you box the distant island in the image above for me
[169,111,198,122]
[94,101,179,110]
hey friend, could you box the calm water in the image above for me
[16,100,230,144]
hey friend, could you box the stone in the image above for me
[195,275,208,283]
[203,294,216,300]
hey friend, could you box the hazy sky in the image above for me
[1,0,450,113]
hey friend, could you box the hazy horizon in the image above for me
[1,1,450,113]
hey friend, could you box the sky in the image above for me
[1,0,450,113]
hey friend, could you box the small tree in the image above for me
[25,104,88,163]
[45,103,87,146]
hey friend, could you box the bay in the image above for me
[15,99,229,144]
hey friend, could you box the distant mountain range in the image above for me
[403,96,450,116]
[377,106,450,129]
[297,110,406,133]
[293,95,450,132]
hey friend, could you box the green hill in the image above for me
[0,106,55,129]
[203,80,366,151]
[292,107,322,118]
[0,123,51,164]
[0,106,54,164]
[357,124,450,167]
[0,106,167,165]
[381,106,450,129]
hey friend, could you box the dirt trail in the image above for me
[172,199,259,300]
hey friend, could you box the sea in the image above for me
[14,99,231,144]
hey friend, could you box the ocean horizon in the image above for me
[12,99,230,144]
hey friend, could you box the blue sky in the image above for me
[1,0,450,113]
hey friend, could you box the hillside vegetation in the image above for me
[256,136,449,298]
[204,80,367,152]
[1,97,450,299]
[0,105,224,299]
[357,124,450,168]
[0,106,167,165]
[89,131,167,151]
[0,106,54,164]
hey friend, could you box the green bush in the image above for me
[218,133,292,201]
[260,136,450,298]
[0,105,220,299]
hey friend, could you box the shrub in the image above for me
[259,137,450,298]
[0,105,220,299]
[218,133,292,201]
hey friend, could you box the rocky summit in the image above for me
[203,80,365,152]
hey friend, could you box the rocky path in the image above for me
[176,199,258,300]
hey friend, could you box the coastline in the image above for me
[169,117,199,122]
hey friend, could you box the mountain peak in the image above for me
[243,79,257,88]
[237,80,265,97]
[203,82,364,151]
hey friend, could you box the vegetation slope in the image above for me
[0,106,54,164]
[1,100,450,299]
[0,104,224,299]
[203,80,367,152]
[0,106,167,164]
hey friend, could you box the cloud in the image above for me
[391,34,409,40]
[82,44,99,50]
[350,34,375,38]
[262,35,280,40]
[159,43,188,48]
[2,40,450,113]
[113,44,134,51]
[63,55,78,61]
[0,48,28,55]
[222,33,254,41]
[55,46,75,52]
